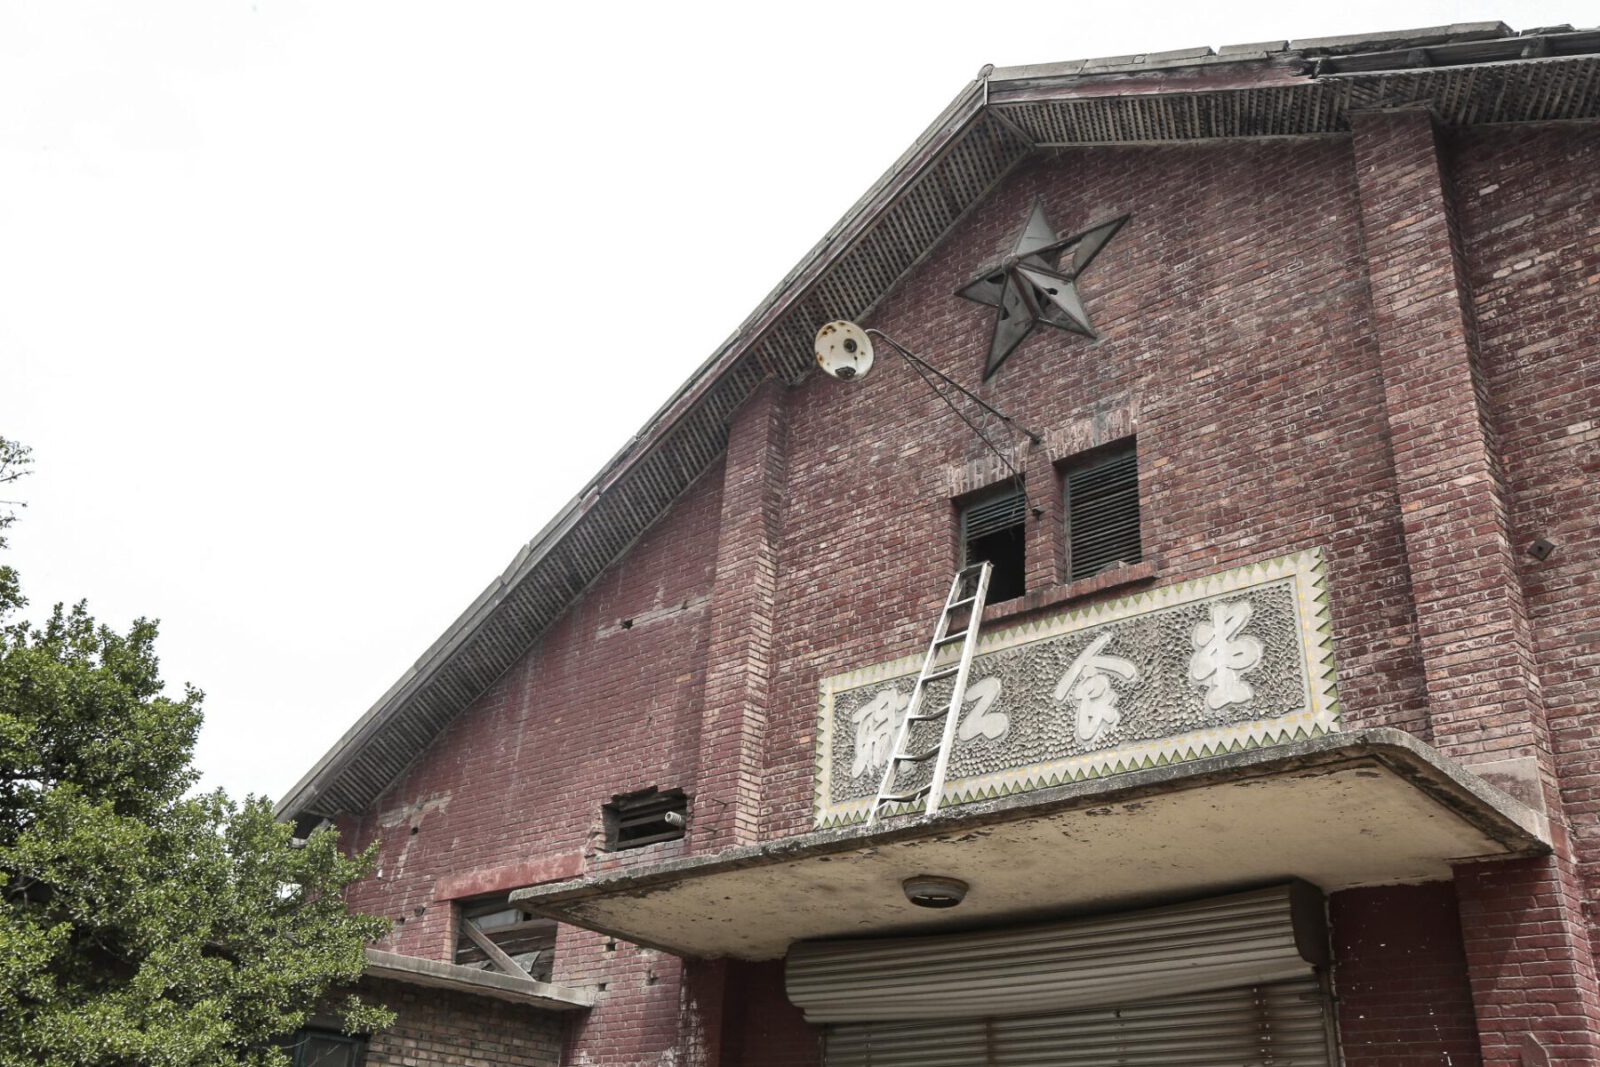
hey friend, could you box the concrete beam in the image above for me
[363,950,595,1011]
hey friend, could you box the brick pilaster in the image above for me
[1024,442,1064,590]
[1353,109,1600,1067]
[1352,108,1544,768]
[678,958,729,1067]
[1454,857,1600,1067]
[696,379,789,848]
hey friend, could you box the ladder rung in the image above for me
[869,562,992,827]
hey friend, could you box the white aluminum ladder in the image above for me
[868,561,993,825]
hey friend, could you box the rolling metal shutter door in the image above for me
[787,884,1326,1023]
[823,978,1333,1067]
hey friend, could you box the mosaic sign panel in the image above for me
[813,550,1340,828]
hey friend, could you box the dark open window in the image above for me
[283,1030,366,1067]
[960,484,1028,603]
[455,896,557,982]
[1065,439,1141,582]
[603,787,687,850]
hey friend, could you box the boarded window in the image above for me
[455,897,557,983]
[960,484,1027,603]
[1065,441,1141,582]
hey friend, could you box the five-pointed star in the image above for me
[956,202,1130,381]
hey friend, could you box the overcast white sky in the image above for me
[1,0,1581,803]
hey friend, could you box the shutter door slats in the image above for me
[793,938,1302,1007]
[824,1018,989,1067]
[827,979,1333,1067]
[788,885,1322,1023]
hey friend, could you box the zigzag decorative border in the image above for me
[812,548,1341,828]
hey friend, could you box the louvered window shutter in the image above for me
[1066,441,1141,581]
[961,486,1028,555]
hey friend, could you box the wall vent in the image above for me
[603,787,688,850]
[1066,440,1141,582]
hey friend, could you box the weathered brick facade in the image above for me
[359,979,564,1067]
[288,24,1600,1067]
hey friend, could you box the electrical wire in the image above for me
[869,330,1035,502]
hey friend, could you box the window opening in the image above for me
[603,787,687,850]
[283,1030,366,1067]
[1065,440,1141,582]
[961,485,1028,603]
[455,896,557,983]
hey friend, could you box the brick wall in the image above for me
[359,978,564,1067]
[1332,883,1482,1067]
[1348,111,1600,1067]
[337,454,726,1065]
[322,121,1600,1066]
[337,136,1434,897]
[1448,122,1600,957]
[764,136,1422,837]
[719,961,821,1067]
[697,379,789,849]
[1445,119,1600,1067]
[338,455,725,959]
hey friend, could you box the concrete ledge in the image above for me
[513,729,1548,960]
[363,950,595,1010]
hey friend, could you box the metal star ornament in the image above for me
[956,202,1130,380]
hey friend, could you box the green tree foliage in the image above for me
[0,438,393,1066]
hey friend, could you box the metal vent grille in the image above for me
[1067,442,1140,582]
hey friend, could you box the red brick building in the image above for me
[279,21,1600,1067]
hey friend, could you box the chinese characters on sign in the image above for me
[1056,632,1139,746]
[850,689,907,778]
[1190,600,1266,709]
[847,601,1266,775]
[815,551,1339,827]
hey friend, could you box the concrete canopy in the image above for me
[511,729,1547,961]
